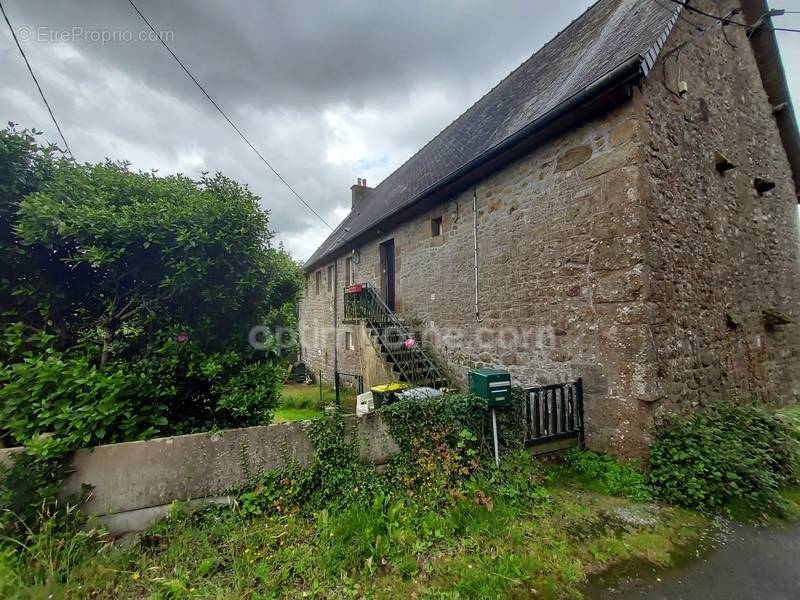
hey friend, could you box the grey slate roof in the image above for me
[305,0,677,270]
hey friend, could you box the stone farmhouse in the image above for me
[299,0,800,456]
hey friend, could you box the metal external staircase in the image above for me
[343,283,447,388]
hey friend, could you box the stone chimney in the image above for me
[351,177,372,209]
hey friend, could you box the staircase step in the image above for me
[350,285,448,389]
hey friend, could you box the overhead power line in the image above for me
[0,0,73,156]
[664,0,800,33]
[125,0,335,231]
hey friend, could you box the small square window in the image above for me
[327,264,334,292]
[431,216,442,237]
[345,331,354,351]
[315,271,321,295]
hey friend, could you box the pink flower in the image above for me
[403,337,416,350]
[177,331,190,343]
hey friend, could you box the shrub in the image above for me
[1,125,305,441]
[0,125,304,542]
[0,348,166,452]
[214,361,283,426]
[236,393,544,518]
[378,393,529,504]
[379,392,527,457]
[561,449,653,501]
[648,402,800,513]
[0,452,71,539]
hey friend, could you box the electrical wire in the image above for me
[652,0,705,29]
[0,0,73,157]
[664,0,800,33]
[125,0,335,231]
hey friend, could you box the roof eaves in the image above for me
[741,0,800,200]
[304,52,647,272]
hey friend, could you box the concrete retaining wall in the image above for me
[0,414,399,533]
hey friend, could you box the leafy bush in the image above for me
[379,392,527,456]
[0,453,72,540]
[561,449,653,501]
[648,402,800,513]
[214,361,283,426]
[1,125,304,443]
[237,393,541,520]
[237,414,387,517]
[379,393,529,504]
[0,125,303,541]
[0,348,166,453]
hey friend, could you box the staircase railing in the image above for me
[343,283,446,388]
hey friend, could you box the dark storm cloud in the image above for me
[6,1,591,111]
[2,1,798,259]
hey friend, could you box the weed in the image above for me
[559,449,653,502]
[0,393,720,598]
[649,402,800,514]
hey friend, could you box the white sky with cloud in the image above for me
[1,1,799,261]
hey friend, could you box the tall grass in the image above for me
[0,503,111,597]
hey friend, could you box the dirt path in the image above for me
[594,521,800,600]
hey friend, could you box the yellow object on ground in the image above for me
[370,382,410,408]
[370,382,410,394]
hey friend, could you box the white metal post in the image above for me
[491,408,500,468]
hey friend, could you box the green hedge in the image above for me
[648,403,799,513]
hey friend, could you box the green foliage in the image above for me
[214,361,282,426]
[0,452,72,540]
[0,126,64,330]
[379,391,526,456]
[0,502,109,598]
[561,449,653,502]
[235,394,537,523]
[237,414,387,517]
[648,402,800,513]
[0,126,303,444]
[0,125,303,542]
[0,348,166,455]
[0,465,708,599]
[0,394,715,598]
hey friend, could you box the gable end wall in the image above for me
[637,0,800,418]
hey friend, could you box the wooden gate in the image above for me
[524,378,584,450]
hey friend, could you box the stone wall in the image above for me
[302,100,657,455]
[299,0,800,457]
[298,262,391,386]
[636,0,800,415]
[0,415,399,534]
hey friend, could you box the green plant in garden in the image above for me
[560,448,653,502]
[214,361,284,425]
[0,125,304,541]
[0,501,107,596]
[1,125,303,443]
[0,393,711,598]
[648,402,800,513]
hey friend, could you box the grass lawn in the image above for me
[272,407,324,423]
[271,382,337,423]
[0,477,709,599]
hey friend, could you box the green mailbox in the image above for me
[468,368,512,408]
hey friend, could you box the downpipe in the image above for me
[472,188,483,322]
